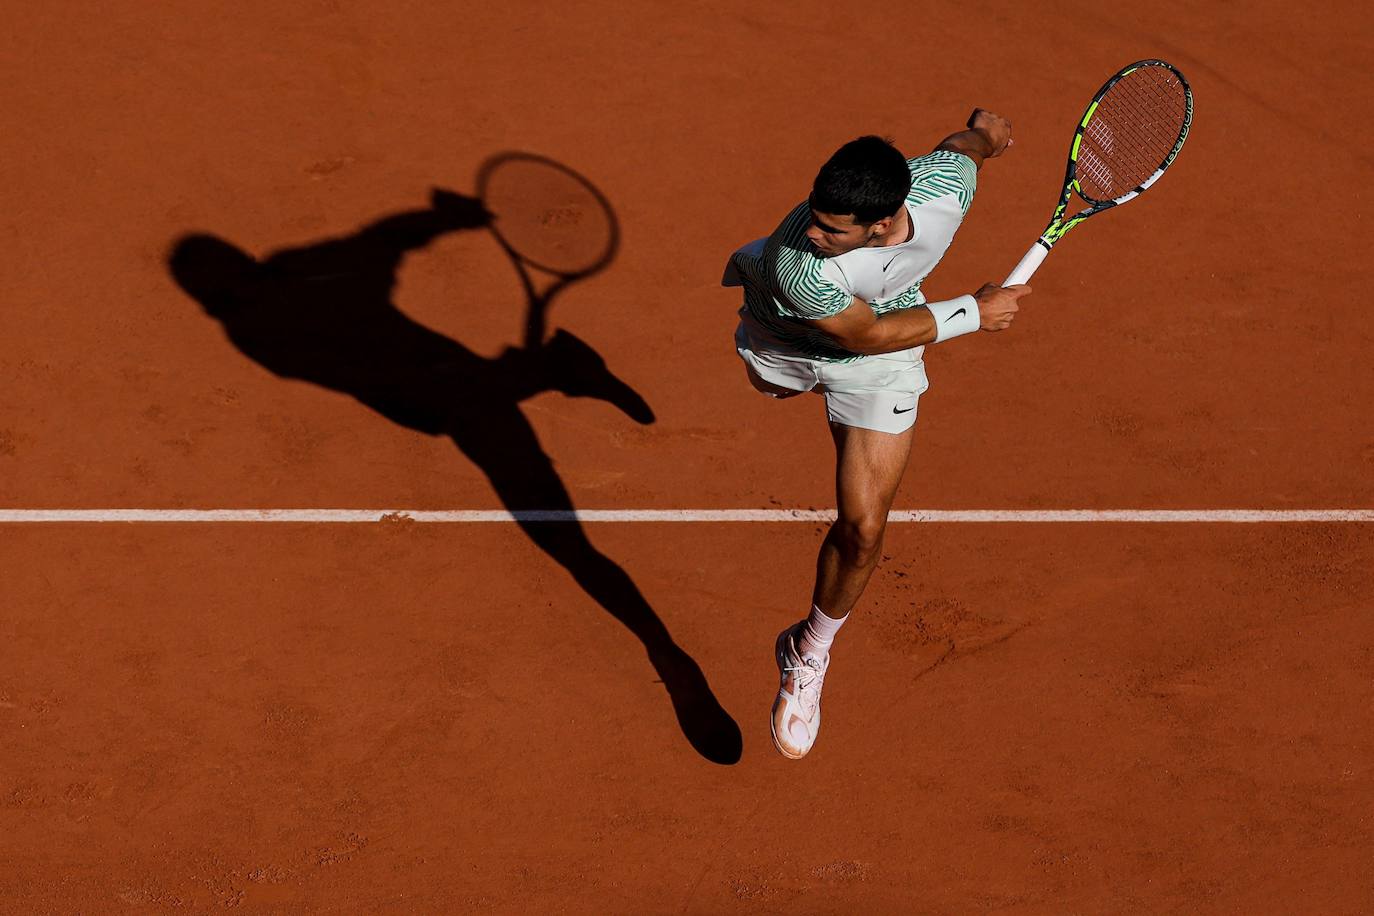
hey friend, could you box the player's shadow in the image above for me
[166,159,742,765]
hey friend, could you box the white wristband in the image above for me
[927,295,980,343]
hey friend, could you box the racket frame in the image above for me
[1004,59,1193,286]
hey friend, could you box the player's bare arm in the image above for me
[804,284,1030,355]
[936,108,1013,169]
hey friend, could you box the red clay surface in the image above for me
[3,0,1374,912]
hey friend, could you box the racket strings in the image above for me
[1076,64,1189,202]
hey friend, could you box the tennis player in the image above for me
[724,109,1030,759]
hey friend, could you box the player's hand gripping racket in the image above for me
[1003,59,1193,286]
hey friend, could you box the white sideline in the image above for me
[0,509,1371,523]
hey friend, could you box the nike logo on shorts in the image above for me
[892,404,915,414]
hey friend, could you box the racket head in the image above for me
[475,152,619,279]
[1071,59,1193,206]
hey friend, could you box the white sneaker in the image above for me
[771,624,830,759]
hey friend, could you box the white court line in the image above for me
[0,509,1372,523]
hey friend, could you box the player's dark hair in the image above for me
[810,136,911,224]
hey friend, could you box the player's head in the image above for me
[807,136,911,257]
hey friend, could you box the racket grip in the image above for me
[1003,242,1048,287]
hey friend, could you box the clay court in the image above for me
[4,1,1373,912]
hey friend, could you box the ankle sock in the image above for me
[797,604,848,659]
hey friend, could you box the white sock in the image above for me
[797,604,848,659]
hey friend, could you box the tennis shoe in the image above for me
[771,623,830,759]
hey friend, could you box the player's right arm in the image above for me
[804,284,1029,355]
[936,109,1014,170]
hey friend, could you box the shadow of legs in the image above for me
[518,521,743,765]
[455,422,742,765]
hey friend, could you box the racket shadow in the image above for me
[167,164,743,766]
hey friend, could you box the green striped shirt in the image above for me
[734,149,977,361]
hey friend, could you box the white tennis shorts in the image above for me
[734,321,929,434]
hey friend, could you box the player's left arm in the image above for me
[804,284,1028,355]
[935,108,1013,170]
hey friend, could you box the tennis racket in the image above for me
[474,152,619,351]
[1003,59,1193,286]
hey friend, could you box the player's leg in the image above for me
[808,354,925,623]
[771,422,913,760]
[770,353,923,760]
[813,420,914,618]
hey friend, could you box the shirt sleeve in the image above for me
[906,150,978,216]
[772,243,853,319]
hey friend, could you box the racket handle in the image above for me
[1003,242,1048,286]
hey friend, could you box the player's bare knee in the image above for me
[832,514,886,566]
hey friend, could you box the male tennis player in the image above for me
[725,109,1029,759]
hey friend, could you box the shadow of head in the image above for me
[167,234,258,318]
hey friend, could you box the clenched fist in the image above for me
[967,109,1013,158]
